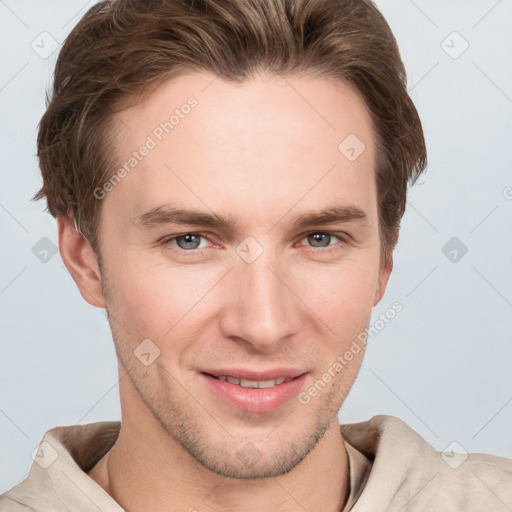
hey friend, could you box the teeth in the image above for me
[215,376,291,388]
[240,379,259,388]
[258,379,276,388]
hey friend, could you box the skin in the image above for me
[58,71,393,512]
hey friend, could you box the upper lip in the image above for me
[201,368,307,381]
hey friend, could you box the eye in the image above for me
[299,232,345,251]
[162,233,211,251]
[160,231,346,255]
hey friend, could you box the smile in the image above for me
[201,371,308,413]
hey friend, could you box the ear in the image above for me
[57,215,107,308]
[374,252,393,306]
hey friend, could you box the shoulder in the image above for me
[0,421,121,512]
[0,494,35,511]
[341,415,512,511]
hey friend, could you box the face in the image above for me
[74,71,391,478]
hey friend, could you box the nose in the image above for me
[219,245,302,352]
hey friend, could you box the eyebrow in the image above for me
[133,203,368,232]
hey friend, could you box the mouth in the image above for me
[200,369,308,413]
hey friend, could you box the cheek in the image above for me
[293,257,379,335]
[104,257,223,343]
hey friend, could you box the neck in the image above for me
[88,375,350,512]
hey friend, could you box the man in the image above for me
[1,0,511,510]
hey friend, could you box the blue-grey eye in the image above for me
[175,234,203,250]
[307,233,334,248]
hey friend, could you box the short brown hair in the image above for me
[34,0,427,263]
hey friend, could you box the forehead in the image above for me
[114,70,374,146]
[104,71,377,228]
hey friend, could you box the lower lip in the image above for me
[201,373,307,413]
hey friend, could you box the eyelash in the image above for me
[160,231,347,255]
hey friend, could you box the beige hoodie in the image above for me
[1,415,511,511]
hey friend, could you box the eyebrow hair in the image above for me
[133,203,368,232]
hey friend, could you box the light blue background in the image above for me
[1,0,511,493]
